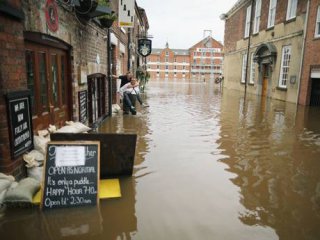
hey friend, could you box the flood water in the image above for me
[1,80,320,240]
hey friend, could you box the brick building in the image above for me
[147,36,224,81]
[222,0,312,104]
[147,42,190,80]
[299,0,320,106]
[0,0,149,178]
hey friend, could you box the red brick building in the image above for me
[147,37,224,81]
[299,0,320,106]
[147,42,190,80]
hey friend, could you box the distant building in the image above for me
[222,0,320,106]
[147,37,224,81]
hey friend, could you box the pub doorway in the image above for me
[24,32,72,131]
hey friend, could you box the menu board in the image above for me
[5,90,34,158]
[78,90,88,124]
[41,141,100,210]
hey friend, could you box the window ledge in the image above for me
[285,17,296,24]
[277,86,287,91]
[266,26,274,31]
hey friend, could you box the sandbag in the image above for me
[27,167,43,183]
[4,178,40,204]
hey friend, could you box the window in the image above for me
[241,53,247,83]
[165,51,169,56]
[267,0,277,28]
[253,0,261,34]
[244,5,252,38]
[286,0,297,20]
[165,57,168,62]
[315,6,320,37]
[279,46,291,88]
[249,53,255,84]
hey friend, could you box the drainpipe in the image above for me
[244,0,255,98]
[107,27,112,116]
[296,0,310,105]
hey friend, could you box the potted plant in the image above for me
[97,0,117,28]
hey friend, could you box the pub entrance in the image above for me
[24,32,72,131]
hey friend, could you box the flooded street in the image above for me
[2,80,320,240]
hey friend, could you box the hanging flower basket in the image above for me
[99,17,114,28]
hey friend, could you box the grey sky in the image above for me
[136,0,238,49]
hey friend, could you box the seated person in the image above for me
[120,78,145,115]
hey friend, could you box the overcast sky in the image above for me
[136,0,239,49]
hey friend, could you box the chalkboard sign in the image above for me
[41,141,100,210]
[78,90,88,123]
[5,90,34,158]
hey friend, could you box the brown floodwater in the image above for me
[1,80,320,240]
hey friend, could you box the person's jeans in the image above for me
[123,93,137,113]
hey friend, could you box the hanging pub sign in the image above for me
[5,90,34,159]
[138,39,152,57]
[118,0,135,27]
[45,0,59,32]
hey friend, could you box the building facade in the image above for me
[299,0,320,106]
[222,0,312,104]
[0,0,148,178]
[147,43,190,80]
[189,36,224,81]
[147,37,224,81]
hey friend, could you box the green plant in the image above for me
[97,0,117,20]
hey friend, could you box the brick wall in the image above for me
[0,1,26,177]
[299,0,320,105]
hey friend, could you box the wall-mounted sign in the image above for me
[78,90,88,124]
[5,90,34,158]
[45,0,59,32]
[138,39,152,57]
[118,0,135,27]
[41,141,100,210]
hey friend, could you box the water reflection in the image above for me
[218,90,320,240]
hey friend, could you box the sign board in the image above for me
[138,39,152,57]
[78,90,88,123]
[51,133,137,178]
[5,90,34,158]
[41,141,100,210]
[118,0,135,27]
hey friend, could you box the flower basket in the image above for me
[99,17,114,28]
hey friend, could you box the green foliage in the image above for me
[136,67,150,93]
[97,0,117,20]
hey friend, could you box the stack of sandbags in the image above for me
[0,173,15,207]
[3,177,40,208]
[23,150,45,183]
[56,121,91,133]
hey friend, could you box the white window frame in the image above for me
[249,52,255,84]
[244,5,252,38]
[279,46,291,88]
[315,6,320,38]
[267,0,277,28]
[241,53,247,83]
[286,0,297,21]
[253,0,261,34]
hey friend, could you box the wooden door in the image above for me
[261,64,269,98]
[25,43,70,131]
